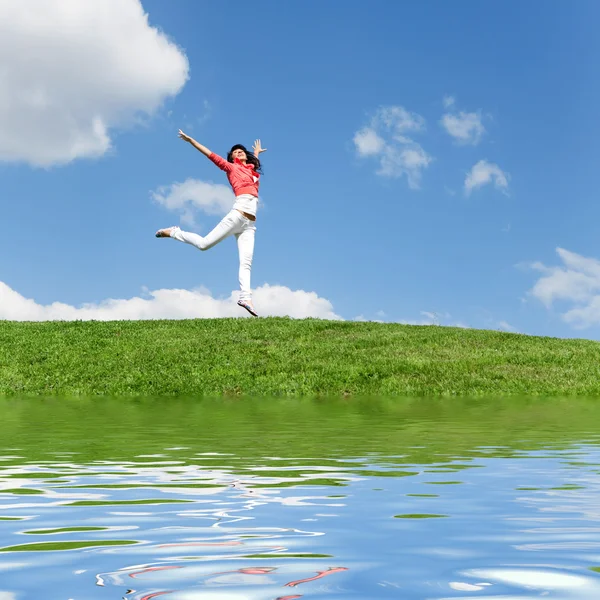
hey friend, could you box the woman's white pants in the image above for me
[170,209,256,302]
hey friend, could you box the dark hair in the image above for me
[227,144,262,174]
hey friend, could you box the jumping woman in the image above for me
[156,130,267,317]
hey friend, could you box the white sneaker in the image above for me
[237,300,258,317]
[155,226,180,238]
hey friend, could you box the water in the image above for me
[1,398,600,599]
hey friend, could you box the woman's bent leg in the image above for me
[171,211,243,251]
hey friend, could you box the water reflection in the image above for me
[101,565,349,600]
[0,398,599,598]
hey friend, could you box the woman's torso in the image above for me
[228,161,260,197]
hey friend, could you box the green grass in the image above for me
[394,514,448,519]
[23,527,109,535]
[0,540,138,552]
[1,318,599,396]
[65,499,194,506]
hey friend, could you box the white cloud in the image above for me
[564,297,600,329]
[377,144,432,188]
[353,310,471,328]
[152,178,234,226]
[353,315,384,323]
[353,105,432,189]
[398,311,468,328]
[353,128,385,156]
[0,282,341,321]
[443,95,456,109]
[441,112,485,145]
[464,160,510,195]
[526,247,600,328]
[497,321,518,333]
[421,311,441,322]
[440,96,485,145]
[373,105,426,137]
[0,0,189,167]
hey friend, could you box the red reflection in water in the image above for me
[121,561,348,599]
[283,567,349,588]
[139,592,172,600]
[238,567,277,574]
[129,566,182,579]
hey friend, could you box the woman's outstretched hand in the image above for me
[253,139,267,156]
[178,129,192,143]
[178,130,212,158]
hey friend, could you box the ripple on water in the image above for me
[1,399,600,598]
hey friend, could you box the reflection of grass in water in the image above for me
[258,459,363,468]
[66,499,194,506]
[252,478,348,488]
[244,469,418,480]
[550,485,586,490]
[239,469,419,478]
[57,483,223,490]
[424,481,462,485]
[0,540,138,552]
[0,488,44,495]
[425,465,484,473]
[353,470,418,477]
[516,487,540,490]
[233,470,352,479]
[425,469,459,473]
[436,464,484,470]
[0,398,600,475]
[5,472,125,479]
[68,472,124,476]
[406,494,439,498]
[0,517,25,521]
[394,514,448,519]
[23,527,109,535]
[1,473,68,479]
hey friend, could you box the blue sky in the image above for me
[1,0,600,337]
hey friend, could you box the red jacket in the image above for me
[209,152,260,197]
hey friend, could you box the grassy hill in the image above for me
[1,318,599,396]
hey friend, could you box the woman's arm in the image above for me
[179,129,232,172]
[178,129,212,157]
